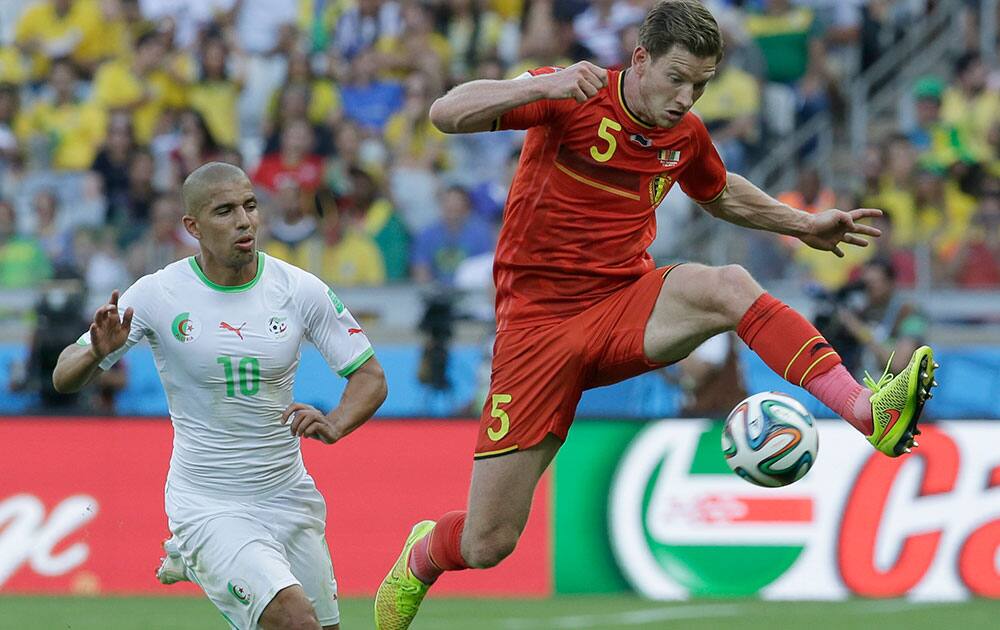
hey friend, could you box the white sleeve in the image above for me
[75,275,155,370]
[298,272,374,377]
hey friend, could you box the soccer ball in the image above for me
[721,392,818,487]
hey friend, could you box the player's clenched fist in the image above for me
[88,290,134,360]
[282,403,341,444]
[539,61,608,103]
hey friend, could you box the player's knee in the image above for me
[260,587,321,630]
[708,265,762,323]
[464,525,519,569]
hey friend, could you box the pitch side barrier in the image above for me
[2,417,997,600]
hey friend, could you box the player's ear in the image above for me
[632,46,649,75]
[182,214,201,240]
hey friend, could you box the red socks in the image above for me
[737,293,873,435]
[409,510,469,585]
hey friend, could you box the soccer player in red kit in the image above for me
[375,2,937,627]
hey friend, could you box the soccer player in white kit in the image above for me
[52,162,387,630]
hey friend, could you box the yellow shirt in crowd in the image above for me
[189,80,241,147]
[91,59,187,144]
[14,0,102,80]
[383,113,449,169]
[941,87,1000,163]
[16,98,107,170]
[694,66,761,125]
[266,231,386,287]
[267,80,342,127]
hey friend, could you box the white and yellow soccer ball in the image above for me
[721,392,819,487]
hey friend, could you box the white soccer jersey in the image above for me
[77,253,373,497]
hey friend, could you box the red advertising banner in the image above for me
[0,418,551,597]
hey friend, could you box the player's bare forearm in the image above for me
[53,290,133,393]
[702,173,882,257]
[328,356,388,441]
[52,343,104,394]
[430,78,548,133]
[701,172,812,237]
[430,61,607,134]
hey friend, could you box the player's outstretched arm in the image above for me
[282,355,387,445]
[429,60,607,134]
[52,290,134,394]
[701,172,883,258]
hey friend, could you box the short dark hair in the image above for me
[953,51,981,77]
[638,0,724,62]
[866,258,896,282]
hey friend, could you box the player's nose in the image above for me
[234,205,252,228]
[675,86,694,109]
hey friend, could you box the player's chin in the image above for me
[230,247,256,265]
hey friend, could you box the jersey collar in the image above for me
[188,253,265,293]
[616,69,655,130]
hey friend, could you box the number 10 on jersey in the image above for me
[216,356,260,396]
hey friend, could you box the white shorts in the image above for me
[165,474,339,629]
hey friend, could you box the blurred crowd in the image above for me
[0,0,996,315]
[765,50,1000,293]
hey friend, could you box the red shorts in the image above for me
[474,265,680,459]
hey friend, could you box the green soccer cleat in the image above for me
[865,345,938,457]
[375,520,436,630]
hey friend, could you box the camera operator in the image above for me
[9,266,127,414]
[812,259,928,376]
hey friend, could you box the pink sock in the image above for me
[804,363,873,435]
[408,533,441,585]
[408,511,469,584]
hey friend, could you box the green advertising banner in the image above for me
[553,420,644,594]
[554,419,1000,601]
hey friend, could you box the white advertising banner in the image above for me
[609,421,1000,601]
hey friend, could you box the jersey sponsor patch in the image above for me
[171,312,200,343]
[326,288,345,317]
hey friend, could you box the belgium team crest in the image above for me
[649,174,673,206]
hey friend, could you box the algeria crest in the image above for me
[171,312,200,343]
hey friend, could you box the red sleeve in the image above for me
[677,116,728,204]
[493,67,575,131]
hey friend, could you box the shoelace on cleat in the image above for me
[863,351,896,392]
[396,580,424,615]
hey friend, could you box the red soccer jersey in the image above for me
[492,67,728,331]
[252,153,325,194]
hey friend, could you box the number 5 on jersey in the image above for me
[590,117,621,163]
[487,393,513,441]
[217,356,260,397]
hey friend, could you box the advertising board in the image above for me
[605,420,1000,600]
[0,418,551,596]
